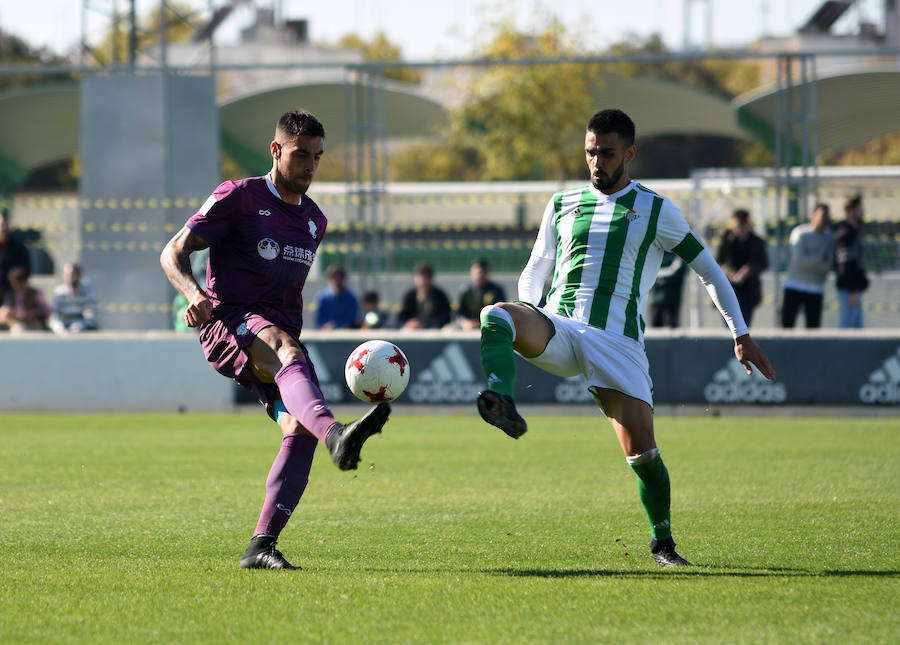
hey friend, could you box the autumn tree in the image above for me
[394,19,599,182]
[0,28,70,89]
[335,32,422,84]
[89,1,198,65]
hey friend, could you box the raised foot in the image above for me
[326,402,391,470]
[476,390,527,439]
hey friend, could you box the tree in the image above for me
[394,19,599,182]
[0,28,70,89]
[821,132,900,166]
[335,32,421,84]
[89,1,198,65]
[391,23,776,181]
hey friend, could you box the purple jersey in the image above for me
[186,176,327,332]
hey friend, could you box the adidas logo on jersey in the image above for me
[304,344,345,402]
[408,343,482,403]
[859,346,900,404]
[703,359,786,404]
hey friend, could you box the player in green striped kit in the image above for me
[477,109,775,567]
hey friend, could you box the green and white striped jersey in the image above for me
[532,181,705,344]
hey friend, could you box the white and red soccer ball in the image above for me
[344,340,410,403]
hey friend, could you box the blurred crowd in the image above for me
[0,194,873,335]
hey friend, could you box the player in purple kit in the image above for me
[161,110,390,570]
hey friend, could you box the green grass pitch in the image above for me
[1,411,898,644]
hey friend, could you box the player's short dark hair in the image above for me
[276,110,325,141]
[813,202,830,215]
[844,193,862,211]
[732,208,751,224]
[587,109,635,146]
[472,258,490,271]
[415,261,434,277]
[362,290,380,304]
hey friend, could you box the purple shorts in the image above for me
[198,306,320,419]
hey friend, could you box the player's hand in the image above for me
[734,334,775,380]
[184,293,213,328]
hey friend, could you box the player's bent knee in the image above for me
[480,304,516,340]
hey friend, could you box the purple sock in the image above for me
[274,359,339,443]
[253,433,318,539]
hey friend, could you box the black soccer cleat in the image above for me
[325,402,391,470]
[650,537,692,567]
[476,390,527,439]
[240,535,300,570]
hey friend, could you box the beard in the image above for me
[592,159,625,192]
[274,166,312,196]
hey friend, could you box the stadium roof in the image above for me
[735,69,900,154]
[218,82,448,174]
[591,73,748,141]
[2,70,899,187]
[0,82,79,186]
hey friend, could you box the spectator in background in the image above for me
[648,251,687,328]
[454,258,506,330]
[0,266,50,332]
[50,263,99,334]
[359,290,388,330]
[314,264,358,330]
[834,194,869,328]
[716,209,769,327]
[0,208,31,304]
[398,261,451,329]
[782,203,834,329]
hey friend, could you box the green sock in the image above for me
[629,451,672,541]
[480,312,516,397]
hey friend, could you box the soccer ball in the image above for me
[344,340,411,403]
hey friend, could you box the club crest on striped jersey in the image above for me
[625,208,639,221]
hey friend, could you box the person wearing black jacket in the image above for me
[0,209,31,304]
[834,194,868,328]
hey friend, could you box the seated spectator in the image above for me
[398,262,451,330]
[314,264,359,330]
[0,208,30,304]
[454,258,506,330]
[360,290,389,330]
[50,263,99,334]
[0,266,51,332]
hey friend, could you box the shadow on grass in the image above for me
[483,566,900,579]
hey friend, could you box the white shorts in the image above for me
[523,308,654,407]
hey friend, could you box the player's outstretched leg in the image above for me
[240,535,301,570]
[476,390,527,439]
[477,304,527,438]
[325,402,391,470]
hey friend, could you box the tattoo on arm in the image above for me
[160,227,209,302]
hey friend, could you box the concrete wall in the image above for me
[1,330,898,413]
[79,75,219,330]
[0,333,229,413]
